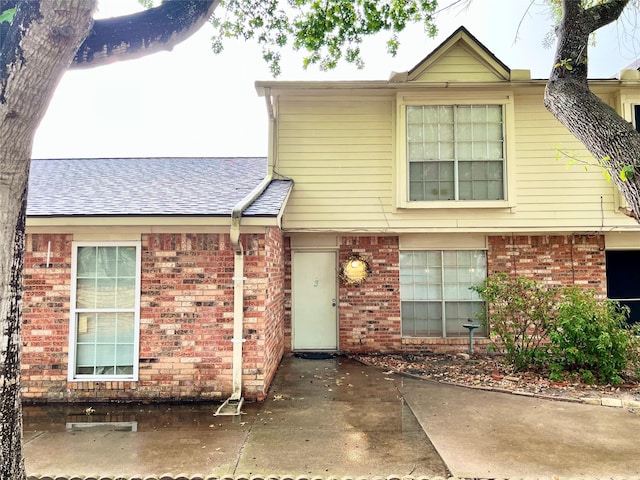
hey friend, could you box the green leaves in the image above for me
[549,287,631,385]
[620,164,635,181]
[210,0,439,76]
[554,57,575,72]
[0,7,16,25]
[477,274,637,385]
[471,273,559,372]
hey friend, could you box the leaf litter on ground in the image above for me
[353,352,640,404]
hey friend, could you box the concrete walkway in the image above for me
[23,356,640,479]
[399,375,640,478]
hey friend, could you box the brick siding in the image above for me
[338,236,402,353]
[488,234,606,294]
[22,234,73,401]
[284,234,607,356]
[22,231,285,403]
[22,231,608,402]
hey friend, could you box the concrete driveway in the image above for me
[23,355,640,479]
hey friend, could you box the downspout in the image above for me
[215,89,277,415]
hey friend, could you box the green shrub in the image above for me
[548,287,631,385]
[471,273,559,371]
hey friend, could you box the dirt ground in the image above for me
[354,352,640,404]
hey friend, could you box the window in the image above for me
[69,242,140,380]
[407,105,505,201]
[400,250,486,337]
[606,250,640,325]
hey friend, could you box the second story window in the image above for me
[407,104,505,202]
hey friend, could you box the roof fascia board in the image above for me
[26,216,280,228]
[26,225,271,235]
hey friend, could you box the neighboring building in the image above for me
[23,27,640,403]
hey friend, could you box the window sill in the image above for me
[398,200,512,209]
[401,336,489,341]
[68,376,137,382]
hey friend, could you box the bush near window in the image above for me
[471,273,559,372]
[549,287,637,385]
[474,274,640,385]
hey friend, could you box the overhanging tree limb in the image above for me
[583,0,629,32]
[544,0,640,221]
[72,0,218,67]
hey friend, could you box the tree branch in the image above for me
[582,0,629,33]
[72,0,218,68]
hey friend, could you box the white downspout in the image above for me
[215,89,277,415]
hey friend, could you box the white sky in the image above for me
[32,0,640,159]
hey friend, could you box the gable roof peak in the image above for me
[391,25,511,83]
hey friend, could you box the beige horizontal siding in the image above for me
[275,87,639,233]
[412,46,504,83]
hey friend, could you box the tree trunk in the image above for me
[0,3,98,478]
[544,0,640,221]
[0,1,220,477]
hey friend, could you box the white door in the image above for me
[292,251,337,350]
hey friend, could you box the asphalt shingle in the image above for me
[27,158,291,217]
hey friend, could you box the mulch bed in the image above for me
[353,352,640,403]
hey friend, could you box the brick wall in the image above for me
[282,233,607,355]
[338,236,402,353]
[22,231,285,403]
[258,227,286,399]
[21,231,608,402]
[487,234,606,294]
[283,237,293,353]
[137,233,236,402]
[22,234,73,401]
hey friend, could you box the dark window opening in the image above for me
[606,250,640,325]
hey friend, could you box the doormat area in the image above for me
[294,352,338,360]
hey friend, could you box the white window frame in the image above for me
[396,92,516,209]
[400,249,487,338]
[68,241,141,382]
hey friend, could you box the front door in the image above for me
[292,251,338,350]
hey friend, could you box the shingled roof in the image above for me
[27,157,292,217]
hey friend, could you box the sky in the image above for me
[31,0,640,159]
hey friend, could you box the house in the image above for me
[23,157,292,403]
[23,27,640,403]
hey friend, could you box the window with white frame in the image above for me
[69,242,140,380]
[400,250,486,337]
[407,104,505,202]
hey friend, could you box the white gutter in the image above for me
[215,89,277,416]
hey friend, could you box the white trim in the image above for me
[605,232,640,250]
[68,241,141,382]
[395,92,517,209]
[400,233,488,250]
[399,249,487,339]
